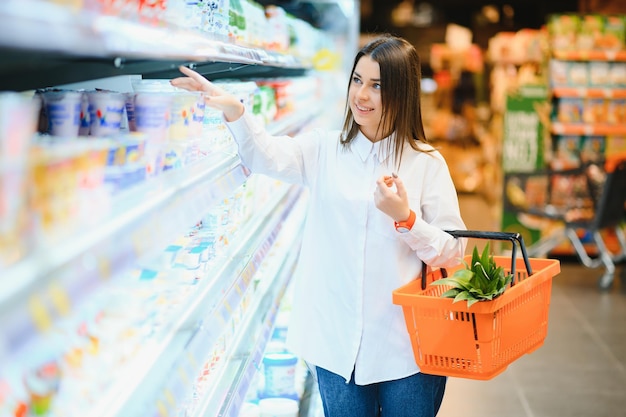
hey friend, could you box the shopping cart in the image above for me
[503,152,626,290]
[392,230,561,380]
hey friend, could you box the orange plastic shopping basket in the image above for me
[392,230,561,380]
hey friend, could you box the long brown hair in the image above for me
[340,34,431,167]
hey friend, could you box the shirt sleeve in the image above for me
[224,110,321,185]
[399,151,467,268]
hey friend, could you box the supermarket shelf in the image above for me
[0,48,308,92]
[0,1,309,91]
[192,201,306,417]
[552,87,626,99]
[0,149,249,351]
[91,183,304,417]
[0,101,320,353]
[550,122,626,136]
[0,2,350,417]
[553,49,626,61]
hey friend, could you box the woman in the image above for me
[172,34,466,417]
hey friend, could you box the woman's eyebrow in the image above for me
[353,71,380,82]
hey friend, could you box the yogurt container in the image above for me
[133,92,172,176]
[261,352,298,400]
[258,398,298,417]
[87,90,126,137]
[41,90,82,137]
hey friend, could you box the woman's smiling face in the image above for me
[349,55,384,142]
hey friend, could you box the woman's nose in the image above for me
[356,85,368,100]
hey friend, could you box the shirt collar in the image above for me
[353,130,394,164]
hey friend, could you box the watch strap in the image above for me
[395,209,416,232]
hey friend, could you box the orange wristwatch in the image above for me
[395,209,416,233]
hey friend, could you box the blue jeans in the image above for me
[316,367,447,417]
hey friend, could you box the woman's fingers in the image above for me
[170,65,244,121]
[171,66,224,95]
[170,77,203,92]
[374,174,410,222]
[393,175,408,201]
[177,66,211,88]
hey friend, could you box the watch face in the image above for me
[396,226,410,233]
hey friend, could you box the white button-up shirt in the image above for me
[226,112,467,385]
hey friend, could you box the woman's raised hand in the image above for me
[374,173,411,223]
[171,66,245,122]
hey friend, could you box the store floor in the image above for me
[304,193,626,417]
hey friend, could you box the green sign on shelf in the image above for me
[502,85,548,173]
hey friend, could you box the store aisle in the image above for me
[438,194,626,417]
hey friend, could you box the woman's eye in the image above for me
[373,83,381,90]
[352,76,362,84]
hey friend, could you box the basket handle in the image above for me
[420,230,533,290]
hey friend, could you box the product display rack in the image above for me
[110,187,308,417]
[192,201,306,417]
[0,2,307,91]
[502,13,626,265]
[0,1,357,415]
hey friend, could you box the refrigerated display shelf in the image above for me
[0,1,310,91]
[0,100,320,350]
[85,183,305,417]
[0,149,247,333]
[0,2,354,416]
[190,196,307,417]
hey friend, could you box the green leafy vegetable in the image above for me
[431,243,513,307]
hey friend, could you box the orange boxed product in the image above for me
[392,231,561,380]
[549,60,569,87]
[552,135,581,170]
[582,98,608,124]
[589,61,610,87]
[608,98,626,124]
[547,14,580,51]
[580,135,605,163]
[577,14,604,50]
[606,135,626,154]
[567,62,589,86]
[609,62,626,87]
[601,15,626,50]
[557,97,583,123]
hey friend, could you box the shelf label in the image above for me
[186,350,199,369]
[97,256,112,280]
[156,400,168,417]
[48,282,71,316]
[222,299,233,315]
[177,366,190,388]
[163,388,176,407]
[27,295,52,332]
